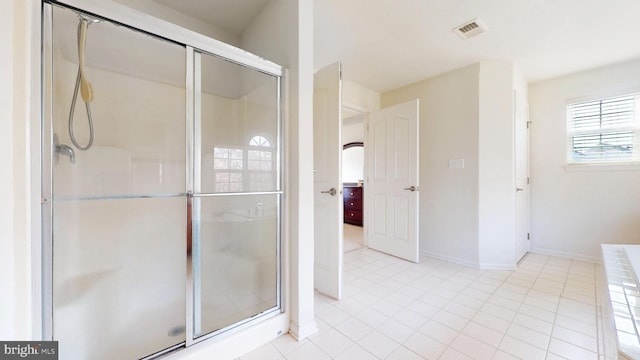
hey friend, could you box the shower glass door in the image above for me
[192,51,282,339]
[48,5,187,359]
[46,2,283,358]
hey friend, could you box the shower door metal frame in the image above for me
[45,0,282,76]
[41,2,54,342]
[42,0,285,356]
[187,48,284,346]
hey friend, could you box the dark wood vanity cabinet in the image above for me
[343,186,363,226]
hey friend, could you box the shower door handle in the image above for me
[321,188,337,196]
[186,192,193,254]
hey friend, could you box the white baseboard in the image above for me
[530,247,601,264]
[478,262,517,271]
[421,248,601,269]
[420,250,518,270]
[288,319,318,341]
[420,250,479,268]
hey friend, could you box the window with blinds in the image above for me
[567,93,640,164]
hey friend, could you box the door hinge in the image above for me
[527,233,530,240]
[527,177,530,185]
[526,121,532,129]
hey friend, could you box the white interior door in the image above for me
[313,62,343,299]
[367,100,419,263]
[514,90,530,262]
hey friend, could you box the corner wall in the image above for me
[382,61,521,269]
[529,59,640,261]
[343,80,380,112]
[478,61,516,268]
[241,0,317,340]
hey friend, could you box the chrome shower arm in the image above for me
[53,134,76,163]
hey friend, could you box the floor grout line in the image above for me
[241,249,602,360]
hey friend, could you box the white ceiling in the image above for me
[103,0,640,94]
[315,0,640,92]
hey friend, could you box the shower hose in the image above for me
[68,17,95,151]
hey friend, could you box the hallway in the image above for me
[343,224,363,253]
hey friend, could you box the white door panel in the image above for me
[368,100,419,263]
[514,90,530,263]
[394,117,410,181]
[373,121,386,180]
[373,195,386,235]
[394,197,409,240]
[313,62,342,299]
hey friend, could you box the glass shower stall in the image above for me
[42,2,283,359]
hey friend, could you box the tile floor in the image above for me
[343,224,364,253]
[239,249,602,360]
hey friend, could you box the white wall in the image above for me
[530,59,640,261]
[382,64,481,266]
[342,81,378,187]
[478,61,516,268]
[341,80,379,145]
[1,0,40,340]
[241,0,317,340]
[0,0,16,340]
[343,80,380,112]
[342,116,364,144]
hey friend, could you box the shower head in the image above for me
[77,18,94,103]
[78,14,101,25]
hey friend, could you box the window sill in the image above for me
[564,162,640,171]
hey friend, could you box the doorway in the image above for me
[313,63,420,300]
[342,108,366,253]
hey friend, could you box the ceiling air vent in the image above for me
[454,18,488,39]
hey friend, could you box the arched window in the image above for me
[249,135,271,147]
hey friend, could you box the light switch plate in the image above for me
[448,158,465,169]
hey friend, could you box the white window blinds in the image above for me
[567,93,640,164]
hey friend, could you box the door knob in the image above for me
[516,187,524,192]
[404,186,417,192]
[321,188,337,196]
